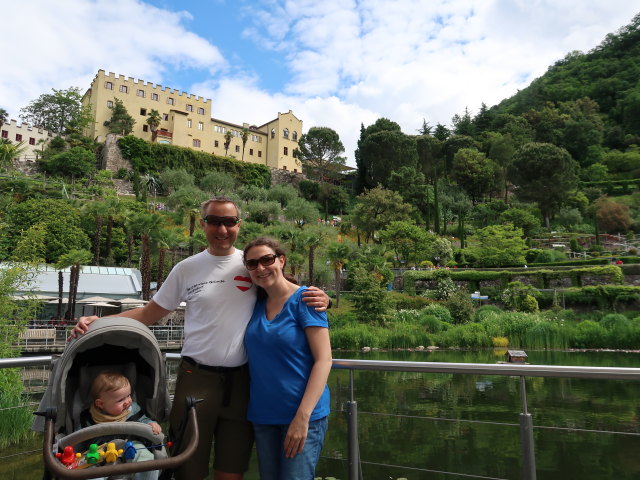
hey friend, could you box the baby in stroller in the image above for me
[34,317,199,480]
[84,371,162,479]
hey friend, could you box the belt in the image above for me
[181,356,244,407]
[181,356,244,373]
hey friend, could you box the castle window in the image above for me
[292,131,298,141]
[193,139,201,147]
[137,89,145,97]
[162,113,169,121]
[235,145,240,152]
[283,165,287,170]
[258,151,262,158]
[186,104,193,112]
[140,108,147,116]
[151,93,159,101]
[187,119,192,128]
[119,85,128,93]
[29,137,36,145]
[249,149,254,156]
[283,128,289,139]
[16,134,22,142]
[283,146,288,155]
[198,107,205,115]
[167,97,174,105]
[143,125,149,132]
[214,140,219,147]
[198,122,204,131]
[1,130,7,138]
[271,128,275,139]
[107,100,114,108]
[104,81,113,90]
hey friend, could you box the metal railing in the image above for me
[3,355,640,479]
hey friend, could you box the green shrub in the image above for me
[445,289,476,324]
[389,291,433,310]
[520,295,539,313]
[573,320,607,348]
[474,305,502,322]
[434,323,491,348]
[415,313,447,333]
[423,303,453,324]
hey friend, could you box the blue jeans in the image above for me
[253,417,328,480]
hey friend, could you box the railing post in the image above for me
[347,369,360,480]
[519,376,537,480]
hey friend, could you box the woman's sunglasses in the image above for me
[245,254,281,271]
[203,215,239,227]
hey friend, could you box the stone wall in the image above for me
[102,133,131,172]
[270,168,306,186]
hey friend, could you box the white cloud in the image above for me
[0,0,224,119]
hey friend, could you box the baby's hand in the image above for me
[150,422,162,435]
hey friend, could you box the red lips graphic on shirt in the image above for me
[234,275,253,291]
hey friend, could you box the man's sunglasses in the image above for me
[245,254,281,271]
[203,215,240,227]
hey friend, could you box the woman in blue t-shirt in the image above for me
[243,237,332,480]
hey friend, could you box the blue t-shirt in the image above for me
[244,286,330,424]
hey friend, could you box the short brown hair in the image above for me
[200,196,241,218]
[90,371,130,400]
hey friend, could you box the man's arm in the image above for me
[301,286,331,312]
[69,300,172,339]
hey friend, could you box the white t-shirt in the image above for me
[153,248,256,367]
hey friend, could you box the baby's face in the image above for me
[98,385,132,416]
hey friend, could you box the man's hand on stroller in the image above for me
[68,316,99,341]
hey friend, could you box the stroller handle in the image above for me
[42,407,199,479]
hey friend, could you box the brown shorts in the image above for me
[169,359,254,479]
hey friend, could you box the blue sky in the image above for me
[2,1,638,166]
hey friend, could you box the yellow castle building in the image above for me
[82,70,303,172]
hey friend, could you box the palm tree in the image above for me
[146,109,162,142]
[300,226,328,285]
[129,212,165,300]
[166,186,207,256]
[155,226,183,290]
[56,249,92,320]
[0,139,27,170]
[326,242,351,307]
[241,127,249,161]
[224,130,233,157]
[82,201,109,265]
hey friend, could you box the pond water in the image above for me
[3,349,640,479]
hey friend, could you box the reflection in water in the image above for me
[5,350,640,479]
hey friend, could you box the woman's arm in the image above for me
[283,326,332,458]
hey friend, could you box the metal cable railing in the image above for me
[3,355,640,479]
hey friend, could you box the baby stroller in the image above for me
[33,317,199,479]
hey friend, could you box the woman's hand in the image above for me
[283,413,309,458]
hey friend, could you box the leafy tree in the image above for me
[465,224,528,267]
[451,107,475,136]
[244,200,281,225]
[199,170,237,196]
[42,146,96,178]
[20,87,93,135]
[487,132,516,202]
[451,148,500,204]
[160,168,195,193]
[267,184,298,208]
[295,127,346,182]
[10,224,46,263]
[82,201,109,265]
[104,98,135,135]
[351,186,414,243]
[499,207,542,239]
[317,183,350,219]
[349,265,391,323]
[237,185,269,203]
[0,108,8,130]
[509,142,579,227]
[5,198,90,263]
[379,221,429,267]
[284,197,320,228]
[146,109,161,142]
[355,118,418,192]
[595,197,632,233]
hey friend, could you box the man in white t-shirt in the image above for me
[71,196,329,480]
